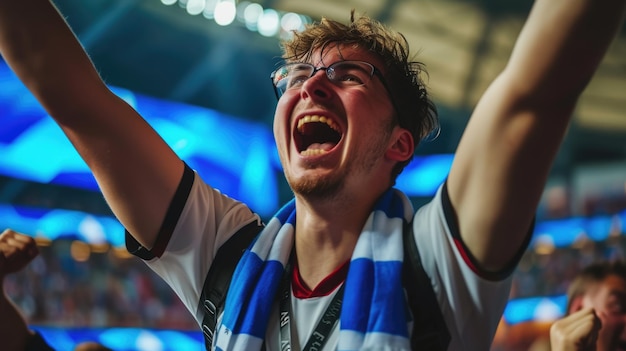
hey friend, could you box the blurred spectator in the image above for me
[547,260,626,351]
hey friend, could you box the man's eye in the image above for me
[332,66,369,85]
[336,74,364,84]
[607,299,626,314]
[287,75,309,88]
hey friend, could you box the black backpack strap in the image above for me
[403,221,451,350]
[200,220,264,350]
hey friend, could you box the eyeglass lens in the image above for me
[272,61,375,97]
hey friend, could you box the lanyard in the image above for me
[278,264,345,351]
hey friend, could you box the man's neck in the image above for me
[292,194,376,290]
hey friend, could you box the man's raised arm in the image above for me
[0,0,184,248]
[447,0,625,272]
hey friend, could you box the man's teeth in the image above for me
[300,149,328,156]
[297,115,340,132]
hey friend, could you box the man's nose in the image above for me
[300,69,332,99]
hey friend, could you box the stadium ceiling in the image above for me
[50,0,626,166]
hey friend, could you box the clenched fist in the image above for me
[0,229,39,278]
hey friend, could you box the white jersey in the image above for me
[126,166,526,350]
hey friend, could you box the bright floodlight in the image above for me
[186,0,206,15]
[215,0,236,26]
[258,9,279,37]
[161,0,177,5]
[202,0,218,19]
[280,12,303,32]
[243,2,263,29]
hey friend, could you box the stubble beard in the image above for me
[287,125,393,201]
[288,167,347,201]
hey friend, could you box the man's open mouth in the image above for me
[295,115,342,156]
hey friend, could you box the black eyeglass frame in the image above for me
[269,60,402,125]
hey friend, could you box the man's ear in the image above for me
[568,296,584,314]
[386,128,414,162]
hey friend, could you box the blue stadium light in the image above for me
[31,326,204,351]
[396,154,454,197]
[586,214,615,241]
[0,60,279,217]
[503,295,567,324]
[531,215,620,248]
[0,204,125,246]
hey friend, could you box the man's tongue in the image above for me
[301,142,335,156]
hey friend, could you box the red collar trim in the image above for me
[291,259,350,299]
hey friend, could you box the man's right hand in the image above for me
[550,307,602,351]
[0,229,39,278]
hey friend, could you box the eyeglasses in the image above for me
[270,60,388,99]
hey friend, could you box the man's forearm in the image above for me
[0,283,32,351]
[506,0,625,104]
[0,0,105,120]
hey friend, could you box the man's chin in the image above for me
[289,175,343,199]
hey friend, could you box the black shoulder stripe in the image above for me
[441,180,534,281]
[126,162,195,260]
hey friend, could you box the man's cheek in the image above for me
[598,313,626,340]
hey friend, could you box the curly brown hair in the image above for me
[280,11,439,180]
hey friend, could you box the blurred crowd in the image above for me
[511,234,626,299]
[5,227,625,332]
[4,240,198,330]
[4,185,626,334]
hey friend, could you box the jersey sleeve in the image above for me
[412,181,532,350]
[125,163,261,323]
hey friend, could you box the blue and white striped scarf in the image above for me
[215,188,414,351]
